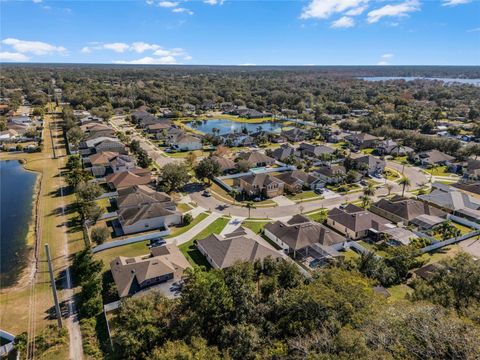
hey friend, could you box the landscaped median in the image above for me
[179,216,230,268]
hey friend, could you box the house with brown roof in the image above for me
[171,133,202,151]
[351,154,385,177]
[265,214,345,258]
[298,143,335,158]
[270,144,298,162]
[87,151,136,177]
[197,227,281,269]
[370,195,446,225]
[315,164,346,184]
[273,170,321,193]
[110,244,190,297]
[234,173,284,199]
[145,121,172,135]
[210,156,236,173]
[281,128,310,142]
[345,133,380,149]
[116,185,175,210]
[327,204,393,240]
[105,168,152,190]
[237,151,275,168]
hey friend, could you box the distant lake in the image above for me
[361,76,480,86]
[185,119,285,135]
[0,160,38,288]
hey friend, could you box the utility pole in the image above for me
[45,244,63,328]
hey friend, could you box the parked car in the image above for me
[202,190,212,197]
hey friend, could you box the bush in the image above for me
[91,226,110,244]
[183,213,193,225]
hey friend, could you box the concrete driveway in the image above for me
[459,236,480,259]
[272,195,296,206]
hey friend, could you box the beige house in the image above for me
[110,244,190,297]
[234,173,284,198]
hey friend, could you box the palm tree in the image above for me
[361,195,371,208]
[245,201,256,219]
[385,183,394,196]
[230,188,239,205]
[363,183,376,197]
[399,176,411,197]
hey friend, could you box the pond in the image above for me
[185,118,285,135]
[0,160,38,288]
[360,77,480,86]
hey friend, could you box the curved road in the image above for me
[189,161,428,219]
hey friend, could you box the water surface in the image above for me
[361,76,480,86]
[185,119,284,135]
[0,160,38,288]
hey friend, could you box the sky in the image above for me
[0,0,479,65]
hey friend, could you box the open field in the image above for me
[0,113,85,354]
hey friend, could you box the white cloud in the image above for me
[130,42,161,53]
[467,27,480,32]
[146,0,154,4]
[103,42,130,53]
[80,46,91,53]
[377,53,394,65]
[172,7,194,15]
[331,16,355,28]
[367,0,420,24]
[0,52,30,62]
[1,38,66,55]
[114,56,178,64]
[301,0,368,19]
[442,0,471,6]
[345,4,367,16]
[159,1,179,8]
[153,47,186,57]
[32,0,42,3]
[204,0,224,5]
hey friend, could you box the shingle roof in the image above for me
[117,185,174,209]
[197,227,281,268]
[239,173,283,187]
[89,151,133,166]
[419,188,480,211]
[211,156,236,171]
[106,168,151,189]
[118,202,178,226]
[238,151,275,165]
[328,204,391,232]
[110,244,190,297]
[265,215,345,250]
[373,195,446,221]
[418,150,455,164]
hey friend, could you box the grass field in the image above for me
[424,166,455,176]
[387,284,413,301]
[165,212,209,238]
[241,220,271,234]
[287,190,319,201]
[179,217,230,268]
[0,113,85,353]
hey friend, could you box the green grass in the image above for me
[424,166,454,176]
[166,212,209,238]
[384,167,400,181]
[305,210,327,223]
[417,244,460,265]
[341,249,360,262]
[94,241,150,270]
[361,148,375,155]
[287,190,319,201]
[387,284,413,301]
[177,203,193,213]
[241,220,271,234]
[179,217,230,268]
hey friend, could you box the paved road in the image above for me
[189,161,428,219]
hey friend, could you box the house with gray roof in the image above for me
[237,151,275,168]
[298,143,335,158]
[414,150,455,167]
[264,214,346,258]
[327,204,393,240]
[197,227,281,269]
[270,144,298,162]
[352,155,385,177]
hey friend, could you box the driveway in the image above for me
[459,236,480,258]
[272,195,296,206]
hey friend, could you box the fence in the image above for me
[448,214,480,230]
[420,230,480,253]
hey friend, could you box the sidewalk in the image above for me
[173,212,222,246]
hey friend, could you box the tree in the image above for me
[245,201,256,218]
[360,194,371,208]
[183,213,193,225]
[399,176,411,196]
[363,183,376,197]
[195,158,221,185]
[75,182,103,202]
[91,227,109,244]
[157,162,191,193]
[385,183,394,196]
[66,127,85,148]
[151,337,222,360]
[229,188,239,204]
[65,168,90,189]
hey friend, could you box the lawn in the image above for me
[94,240,150,271]
[176,203,193,213]
[384,167,401,181]
[179,217,230,268]
[361,148,375,155]
[387,284,413,301]
[241,220,271,234]
[165,212,209,238]
[417,244,460,265]
[424,166,454,176]
[340,249,360,262]
[305,210,327,223]
[287,190,320,201]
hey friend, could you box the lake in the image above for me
[185,119,285,135]
[360,77,480,86]
[0,160,38,288]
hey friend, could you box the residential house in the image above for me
[105,168,152,190]
[376,140,413,156]
[234,173,284,199]
[410,214,446,230]
[281,128,310,142]
[220,132,254,147]
[8,115,31,126]
[270,144,298,162]
[315,164,346,184]
[452,181,480,197]
[116,185,181,234]
[327,131,350,143]
[273,170,321,193]
[210,156,237,174]
[80,136,127,156]
[145,121,172,136]
[264,214,345,259]
[464,159,480,180]
[352,155,385,177]
[237,151,275,168]
[327,204,393,240]
[86,151,136,177]
[298,143,335,158]
[380,227,419,247]
[345,133,380,149]
[197,227,281,269]
[0,129,19,143]
[170,133,202,151]
[418,183,480,221]
[110,244,190,297]
[370,195,446,225]
[131,110,158,126]
[414,150,455,167]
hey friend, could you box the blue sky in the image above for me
[1,0,479,65]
